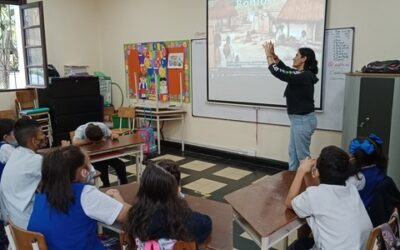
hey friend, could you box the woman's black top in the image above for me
[268,61,318,115]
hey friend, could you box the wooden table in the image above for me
[81,134,145,181]
[135,106,186,154]
[101,183,233,250]
[225,171,305,250]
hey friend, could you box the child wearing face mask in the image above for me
[0,117,48,229]
[28,145,131,249]
[0,118,17,181]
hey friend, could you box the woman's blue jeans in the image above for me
[288,113,317,171]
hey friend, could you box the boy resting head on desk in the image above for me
[72,122,128,187]
[72,122,118,146]
[285,146,373,250]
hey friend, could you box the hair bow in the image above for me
[368,133,383,145]
[349,139,375,155]
[144,240,160,250]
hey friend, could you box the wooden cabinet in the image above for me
[342,73,400,186]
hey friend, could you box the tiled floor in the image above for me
[106,146,290,250]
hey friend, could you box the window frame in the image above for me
[0,0,48,91]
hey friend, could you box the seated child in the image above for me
[28,145,131,249]
[125,162,212,249]
[347,133,400,226]
[0,118,17,180]
[72,122,128,187]
[0,118,46,229]
[286,146,372,250]
[149,159,185,198]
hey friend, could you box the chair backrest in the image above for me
[116,107,135,130]
[15,89,37,110]
[366,207,400,250]
[104,106,115,122]
[0,109,17,120]
[173,241,196,250]
[8,219,48,250]
[117,107,135,118]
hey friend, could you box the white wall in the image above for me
[1,0,399,162]
[0,0,99,109]
[95,0,400,161]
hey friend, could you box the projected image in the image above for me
[208,0,326,107]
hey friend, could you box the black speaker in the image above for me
[38,76,100,101]
[48,96,103,116]
[52,112,103,133]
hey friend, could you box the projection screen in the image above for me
[207,0,327,108]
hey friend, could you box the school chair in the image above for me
[0,109,17,120]
[112,107,135,136]
[366,207,399,250]
[103,106,115,124]
[6,218,48,250]
[15,89,53,147]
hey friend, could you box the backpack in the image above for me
[379,210,400,250]
[137,127,157,154]
[137,108,157,154]
[361,60,400,73]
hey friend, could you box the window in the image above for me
[0,1,47,91]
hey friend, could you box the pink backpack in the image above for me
[137,107,157,154]
[137,127,156,154]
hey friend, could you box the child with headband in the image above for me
[347,133,400,226]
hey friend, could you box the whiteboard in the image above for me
[192,28,354,131]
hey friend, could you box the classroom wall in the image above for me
[0,0,100,110]
[2,0,399,162]
[94,0,400,161]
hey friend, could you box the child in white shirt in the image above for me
[286,146,372,250]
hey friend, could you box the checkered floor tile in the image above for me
[104,146,282,250]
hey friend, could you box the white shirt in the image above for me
[292,184,372,250]
[0,146,42,229]
[80,185,123,225]
[0,143,15,164]
[73,122,111,140]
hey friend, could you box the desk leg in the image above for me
[157,115,161,154]
[181,114,185,152]
[261,237,269,250]
[283,237,289,249]
[136,144,144,184]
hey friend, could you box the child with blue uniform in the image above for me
[347,133,400,226]
[28,145,131,249]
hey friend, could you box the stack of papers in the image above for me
[64,65,89,76]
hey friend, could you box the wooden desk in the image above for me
[135,106,186,154]
[81,134,145,181]
[225,171,305,250]
[101,183,233,250]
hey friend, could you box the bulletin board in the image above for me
[124,40,191,103]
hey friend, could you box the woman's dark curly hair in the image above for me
[299,47,318,75]
[124,162,193,246]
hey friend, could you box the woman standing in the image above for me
[263,41,318,170]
